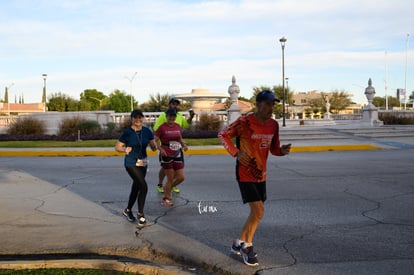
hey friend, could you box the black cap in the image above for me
[165,108,177,116]
[130,109,144,118]
[256,90,280,103]
[169,98,180,105]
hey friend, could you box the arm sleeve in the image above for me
[269,123,284,156]
[218,119,241,157]
[145,127,154,140]
[118,129,129,144]
[178,113,189,129]
[154,125,162,140]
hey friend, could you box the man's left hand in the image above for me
[281,143,291,155]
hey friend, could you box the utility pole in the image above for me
[404,33,410,110]
[125,72,137,112]
[42,74,47,112]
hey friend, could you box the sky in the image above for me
[1,0,413,106]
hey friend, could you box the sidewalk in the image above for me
[0,169,195,274]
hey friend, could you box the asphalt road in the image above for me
[1,148,414,274]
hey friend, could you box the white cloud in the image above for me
[0,0,413,105]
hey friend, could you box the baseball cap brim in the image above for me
[169,98,180,104]
[256,91,280,103]
[130,109,144,117]
[166,108,177,116]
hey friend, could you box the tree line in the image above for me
[44,86,409,114]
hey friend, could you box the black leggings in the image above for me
[125,165,148,214]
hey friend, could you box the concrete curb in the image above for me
[0,259,193,274]
[0,144,381,157]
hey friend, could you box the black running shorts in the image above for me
[237,181,267,204]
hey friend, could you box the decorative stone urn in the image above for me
[324,95,331,120]
[365,78,376,108]
[362,78,383,126]
[227,75,241,125]
[228,75,240,108]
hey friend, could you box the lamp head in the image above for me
[279,36,287,47]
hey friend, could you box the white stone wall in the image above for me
[0,110,229,135]
[21,111,115,135]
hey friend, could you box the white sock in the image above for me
[243,242,252,248]
[236,239,244,246]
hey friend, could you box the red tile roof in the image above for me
[0,103,45,114]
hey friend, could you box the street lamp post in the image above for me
[125,72,137,112]
[285,77,289,119]
[404,33,410,110]
[385,51,389,110]
[6,83,14,116]
[279,36,287,127]
[42,74,47,112]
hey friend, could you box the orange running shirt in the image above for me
[218,113,284,182]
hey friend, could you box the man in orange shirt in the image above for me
[218,90,291,266]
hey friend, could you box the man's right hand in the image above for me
[281,143,291,155]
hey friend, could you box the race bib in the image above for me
[136,158,148,167]
[169,141,182,151]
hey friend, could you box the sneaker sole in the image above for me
[138,219,146,225]
[242,256,259,266]
[241,252,259,267]
[136,221,154,230]
[230,247,241,256]
[172,189,180,193]
[123,213,136,222]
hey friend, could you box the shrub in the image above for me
[104,122,117,134]
[7,116,46,136]
[197,113,222,131]
[182,129,219,138]
[78,120,101,135]
[379,112,414,125]
[58,117,84,138]
[58,117,101,139]
[119,117,132,131]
